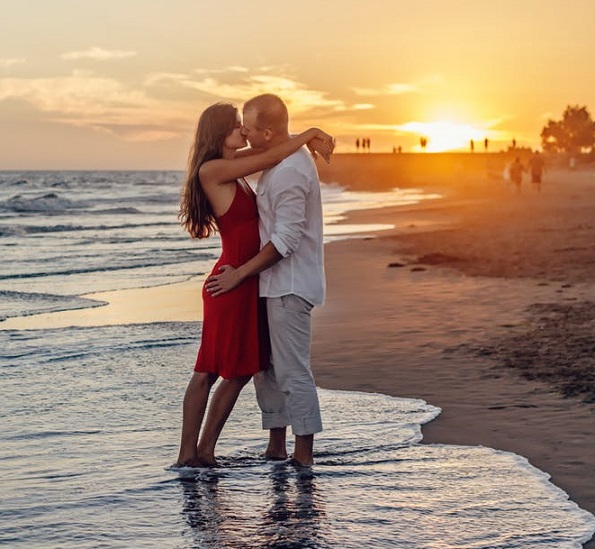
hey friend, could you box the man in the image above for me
[206,94,328,466]
[509,156,524,194]
[529,151,544,192]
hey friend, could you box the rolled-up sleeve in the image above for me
[269,166,308,258]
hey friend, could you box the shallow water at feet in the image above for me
[1,323,594,548]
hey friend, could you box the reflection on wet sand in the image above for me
[178,462,327,548]
[179,473,226,548]
[261,463,327,548]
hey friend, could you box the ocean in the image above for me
[1,170,594,548]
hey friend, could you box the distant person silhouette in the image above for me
[470,140,474,152]
[509,156,524,193]
[484,138,489,152]
[529,151,544,192]
[355,138,360,152]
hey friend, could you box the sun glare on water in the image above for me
[400,121,490,152]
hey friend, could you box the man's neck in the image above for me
[266,132,291,149]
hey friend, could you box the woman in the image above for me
[175,102,333,467]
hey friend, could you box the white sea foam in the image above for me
[0,327,593,548]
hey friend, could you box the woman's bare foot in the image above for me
[174,455,218,468]
[195,452,218,467]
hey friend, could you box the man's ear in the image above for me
[263,128,273,141]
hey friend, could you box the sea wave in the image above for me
[0,193,82,213]
[2,220,176,236]
[0,290,105,321]
[0,321,200,364]
[0,253,216,281]
[90,207,142,215]
[0,226,27,237]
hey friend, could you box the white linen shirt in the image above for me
[256,147,326,306]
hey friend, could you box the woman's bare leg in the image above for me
[176,372,217,466]
[196,375,252,466]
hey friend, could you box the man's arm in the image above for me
[267,168,308,258]
[206,165,309,297]
[205,242,282,297]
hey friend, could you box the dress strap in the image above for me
[238,177,254,196]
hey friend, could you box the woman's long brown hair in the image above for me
[179,103,238,239]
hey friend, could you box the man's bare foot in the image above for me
[292,434,314,466]
[264,427,287,460]
[289,456,313,468]
[264,450,288,461]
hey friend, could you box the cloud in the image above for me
[353,83,417,96]
[0,71,192,141]
[353,75,443,97]
[143,66,392,137]
[193,66,249,75]
[55,117,182,142]
[144,66,345,121]
[0,66,346,142]
[0,58,25,69]
[145,67,251,86]
[61,47,137,61]
[0,73,147,114]
[144,72,192,86]
[179,73,345,114]
[388,83,418,94]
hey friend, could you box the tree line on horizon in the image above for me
[541,105,595,155]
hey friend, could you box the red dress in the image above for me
[194,182,270,379]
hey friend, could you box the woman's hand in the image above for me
[307,131,335,164]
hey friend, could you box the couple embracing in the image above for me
[175,94,334,468]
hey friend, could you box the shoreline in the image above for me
[0,279,203,330]
[311,161,595,547]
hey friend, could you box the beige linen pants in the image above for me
[254,294,323,436]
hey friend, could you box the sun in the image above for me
[398,121,490,152]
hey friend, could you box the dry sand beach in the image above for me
[316,153,595,547]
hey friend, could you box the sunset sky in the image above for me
[1,0,594,169]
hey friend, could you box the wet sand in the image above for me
[1,279,203,330]
[313,155,595,547]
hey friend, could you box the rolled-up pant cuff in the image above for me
[260,412,323,436]
[292,415,323,436]
[261,411,290,430]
